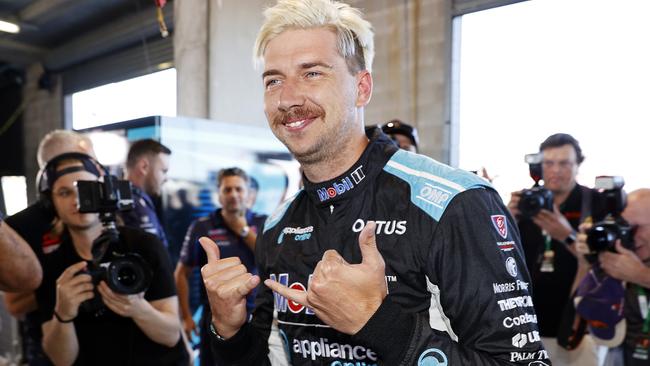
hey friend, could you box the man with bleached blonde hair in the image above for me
[201,1,549,365]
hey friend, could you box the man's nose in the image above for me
[278,79,305,112]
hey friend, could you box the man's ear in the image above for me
[137,157,150,176]
[355,70,373,107]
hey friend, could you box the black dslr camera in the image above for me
[518,153,554,218]
[76,175,152,312]
[586,176,634,254]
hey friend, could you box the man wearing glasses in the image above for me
[508,133,598,365]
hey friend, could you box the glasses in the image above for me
[542,160,576,170]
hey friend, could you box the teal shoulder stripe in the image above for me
[263,189,302,233]
[383,149,492,221]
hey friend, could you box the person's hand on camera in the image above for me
[264,222,387,335]
[200,236,259,339]
[599,241,648,284]
[54,261,94,321]
[97,281,147,318]
[507,190,522,217]
[533,205,573,242]
[576,222,592,256]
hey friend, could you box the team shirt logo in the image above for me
[316,166,365,202]
[491,214,508,239]
[506,257,518,277]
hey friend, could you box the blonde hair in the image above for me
[254,0,374,73]
[37,130,95,168]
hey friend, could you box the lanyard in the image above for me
[543,232,552,252]
[637,286,650,333]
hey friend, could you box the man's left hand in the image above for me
[223,211,247,235]
[533,205,573,242]
[264,221,387,335]
[600,241,647,283]
[97,281,147,318]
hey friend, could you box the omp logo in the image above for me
[498,295,534,311]
[316,166,365,202]
[269,273,314,315]
[416,183,451,208]
[352,219,406,235]
[277,226,314,244]
[292,337,377,362]
[503,313,538,328]
[511,331,540,348]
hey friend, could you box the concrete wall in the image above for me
[22,65,63,202]
[176,0,454,161]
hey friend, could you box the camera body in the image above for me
[519,187,554,218]
[586,176,633,253]
[518,153,554,218]
[77,175,134,214]
[76,174,152,313]
[85,252,153,295]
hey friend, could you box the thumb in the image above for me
[359,221,383,266]
[615,240,634,256]
[199,236,221,263]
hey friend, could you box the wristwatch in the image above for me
[564,231,577,245]
[239,225,250,238]
[209,322,226,341]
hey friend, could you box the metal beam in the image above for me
[19,0,78,22]
[0,38,47,65]
[44,4,173,71]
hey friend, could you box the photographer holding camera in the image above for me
[508,133,598,364]
[35,153,187,366]
[576,188,650,365]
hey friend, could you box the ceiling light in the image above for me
[0,20,20,34]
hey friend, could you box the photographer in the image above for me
[508,133,598,364]
[36,154,186,366]
[577,188,650,365]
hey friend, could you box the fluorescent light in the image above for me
[0,20,20,34]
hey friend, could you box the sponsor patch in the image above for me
[511,331,540,348]
[497,240,516,251]
[497,295,534,311]
[506,257,518,277]
[292,337,377,362]
[509,350,548,362]
[491,214,508,239]
[277,226,314,244]
[316,166,365,202]
[351,219,406,235]
[417,348,448,366]
[493,280,529,294]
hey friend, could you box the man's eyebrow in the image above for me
[262,69,282,79]
[262,62,333,79]
[299,62,333,70]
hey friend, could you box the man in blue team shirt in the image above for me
[121,139,171,247]
[174,167,267,366]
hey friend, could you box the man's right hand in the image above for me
[199,236,259,339]
[54,261,94,321]
[507,190,522,217]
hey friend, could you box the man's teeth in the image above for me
[286,119,306,128]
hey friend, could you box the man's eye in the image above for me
[265,79,280,88]
[305,71,321,78]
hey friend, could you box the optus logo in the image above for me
[352,219,406,235]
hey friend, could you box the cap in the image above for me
[381,119,419,147]
[574,270,626,347]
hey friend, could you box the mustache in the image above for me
[272,105,324,126]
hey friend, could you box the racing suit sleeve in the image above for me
[353,188,551,365]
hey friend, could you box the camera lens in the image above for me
[518,190,544,217]
[586,225,617,253]
[107,254,152,294]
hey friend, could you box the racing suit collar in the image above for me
[302,130,398,206]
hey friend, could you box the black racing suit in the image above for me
[212,131,551,365]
